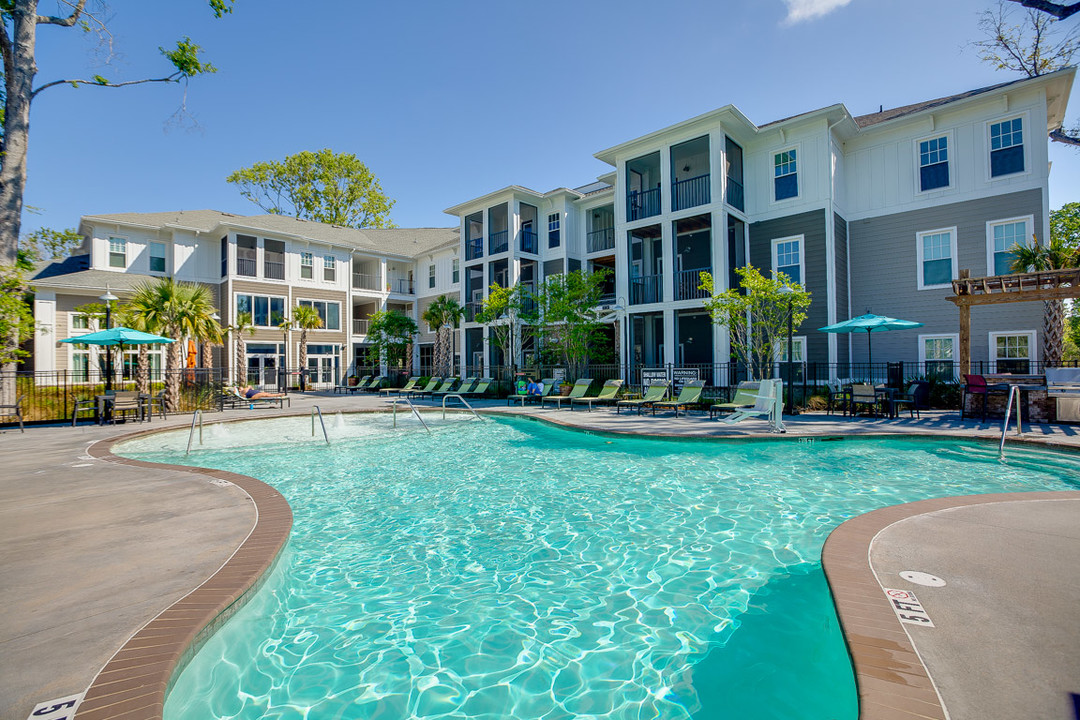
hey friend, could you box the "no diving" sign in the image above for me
[882,588,935,627]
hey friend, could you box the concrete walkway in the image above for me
[1,393,1078,719]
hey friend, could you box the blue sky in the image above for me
[23,0,1080,236]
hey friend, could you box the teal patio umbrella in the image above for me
[61,326,176,391]
[818,313,923,369]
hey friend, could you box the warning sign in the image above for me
[882,588,935,627]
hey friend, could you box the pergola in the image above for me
[947,267,1080,375]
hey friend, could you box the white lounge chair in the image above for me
[722,379,785,432]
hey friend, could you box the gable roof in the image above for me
[852,76,1035,129]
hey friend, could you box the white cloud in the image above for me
[782,0,855,24]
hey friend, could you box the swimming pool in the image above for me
[117,414,1080,719]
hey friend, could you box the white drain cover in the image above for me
[900,571,946,587]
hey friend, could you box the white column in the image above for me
[34,292,57,373]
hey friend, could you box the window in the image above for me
[71,314,90,330]
[236,293,287,327]
[987,217,1030,276]
[991,330,1035,373]
[149,242,166,273]
[452,258,460,284]
[220,236,228,277]
[773,149,797,201]
[298,299,341,331]
[919,334,957,379]
[990,117,1024,177]
[323,255,336,282]
[917,228,956,289]
[776,336,806,362]
[772,236,803,285]
[71,344,90,382]
[918,136,949,191]
[300,252,313,279]
[548,213,561,249]
[236,235,257,277]
[429,264,436,289]
[108,237,126,268]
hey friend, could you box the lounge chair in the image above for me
[400,377,440,398]
[335,374,370,394]
[542,378,592,409]
[616,382,668,415]
[571,379,624,411]
[219,386,291,410]
[723,379,783,431]
[421,377,459,399]
[360,375,385,392]
[380,376,419,396]
[1,393,25,432]
[459,378,492,398]
[436,377,476,398]
[507,377,556,406]
[709,381,759,418]
[650,380,705,417]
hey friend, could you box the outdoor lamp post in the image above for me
[779,285,795,416]
[99,286,118,392]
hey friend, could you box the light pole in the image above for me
[99,286,118,392]
[779,285,794,416]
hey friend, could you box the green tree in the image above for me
[226,149,396,228]
[422,294,464,377]
[292,304,323,389]
[475,283,533,375]
[532,270,610,381]
[701,266,811,381]
[366,310,417,371]
[0,260,35,365]
[22,227,83,260]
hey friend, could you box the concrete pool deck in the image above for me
[1,391,1077,719]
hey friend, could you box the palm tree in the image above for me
[292,304,323,390]
[115,303,156,395]
[229,312,255,385]
[1009,234,1080,366]
[422,294,464,376]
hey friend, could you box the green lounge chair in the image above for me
[422,377,459,399]
[440,377,477,398]
[459,378,492,398]
[359,375,385,392]
[571,379,624,411]
[399,377,440,397]
[651,380,705,417]
[615,382,669,415]
[542,378,592,409]
[507,377,556,406]
[709,381,760,418]
[381,376,419,396]
[335,374,370,394]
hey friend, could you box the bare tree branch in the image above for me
[31,73,181,99]
[1007,0,1080,20]
[1050,128,1080,145]
[35,0,88,27]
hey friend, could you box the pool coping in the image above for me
[72,409,1080,720]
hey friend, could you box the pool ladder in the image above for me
[312,406,330,445]
[999,385,1023,457]
[186,410,203,455]
[390,396,431,433]
[441,394,483,421]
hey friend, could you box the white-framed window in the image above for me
[235,293,287,328]
[775,336,806,362]
[548,213,561,248]
[772,235,803,285]
[300,252,313,280]
[149,242,166,273]
[990,330,1035,373]
[917,135,950,192]
[919,333,958,379]
[773,148,798,201]
[916,227,957,290]
[452,258,460,284]
[986,216,1032,276]
[71,343,91,382]
[71,313,91,330]
[298,299,341,331]
[429,264,436,289]
[108,237,127,268]
[323,255,336,282]
[989,116,1025,178]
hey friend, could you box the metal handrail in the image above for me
[312,406,330,445]
[390,396,430,433]
[442,394,483,421]
[185,410,203,455]
[999,385,1023,456]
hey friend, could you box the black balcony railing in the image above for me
[465,301,483,322]
[675,268,711,301]
[489,230,508,255]
[630,274,662,305]
[672,174,711,212]
[264,260,284,280]
[466,238,483,261]
[587,227,615,253]
[627,187,661,221]
[726,176,745,212]
[520,229,538,254]
[236,257,257,277]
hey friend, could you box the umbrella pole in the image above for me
[867,331,872,382]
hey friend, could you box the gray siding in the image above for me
[848,189,1045,365]
[749,209,830,363]
[834,212,850,365]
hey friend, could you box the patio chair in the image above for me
[849,383,880,417]
[71,393,97,426]
[1,393,25,432]
[542,378,592,409]
[651,380,705,417]
[571,379,624,411]
[891,381,929,419]
[380,376,418,397]
[459,378,492,398]
[723,379,782,428]
[616,382,668,415]
[147,389,167,421]
[961,374,1009,421]
[400,377,440,398]
[825,383,850,416]
[422,377,459,399]
[709,381,759,419]
[507,378,556,406]
[109,390,144,424]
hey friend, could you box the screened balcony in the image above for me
[670,136,710,212]
[627,152,661,221]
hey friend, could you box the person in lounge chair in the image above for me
[239,385,286,400]
[527,378,544,396]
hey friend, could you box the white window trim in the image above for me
[918,332,959,365]
[916,226,958,291]
[323,255,337,283]
[985,111,1031,182]
[985,215,1034,276]
[771,234,805,285]
[989,330,1037,373]
[771,144,800,204]
[234,292,288,328]
[451,258,460,285]
[148,241,168,275]
[774,335,807,362]
[297,297,342,332]
[913,130,954,195]
[300,251,314,280]
[108,236,128,269]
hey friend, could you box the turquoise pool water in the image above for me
[117,415,1080,720]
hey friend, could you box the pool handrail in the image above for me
[442,394,483,421]
[185,410,203,455]
[999,384,1023,456]
[312,406,330,445]
[390,395,431,433]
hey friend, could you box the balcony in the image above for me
[489,230,508,255]
[630,274,662,305]
[587,227,615,253]
[674,268,711,301]
[465,301,483,322]
[726,176,744,212]
[520,229,537,254]
[264,260,284,280]
[627,187,661,221]
[672,174,710,212]
[236,257,257,277]
[466,238,483,261]
[352,318,370,335]
[352,273,380,291]
[388,276,414,294]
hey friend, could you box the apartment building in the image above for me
[445,68,1075,381]
[29,210,458,386]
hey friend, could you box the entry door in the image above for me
[307,356,333,386]
[246,354,279,389]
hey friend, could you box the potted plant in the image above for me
[347,375,359,387]
[559,381,573,395]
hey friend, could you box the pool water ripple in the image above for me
[116,415,1080,719]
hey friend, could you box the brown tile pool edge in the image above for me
[74,428,293,720]
[821,489,1080,720]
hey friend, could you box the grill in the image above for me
[1045,368,1080,422]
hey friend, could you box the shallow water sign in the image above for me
[883,588,934,627]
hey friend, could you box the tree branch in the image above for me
[31,73,181,100]
[35,0,88,27]
[1007,0,1080,18]
[1050,128,1080,145]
